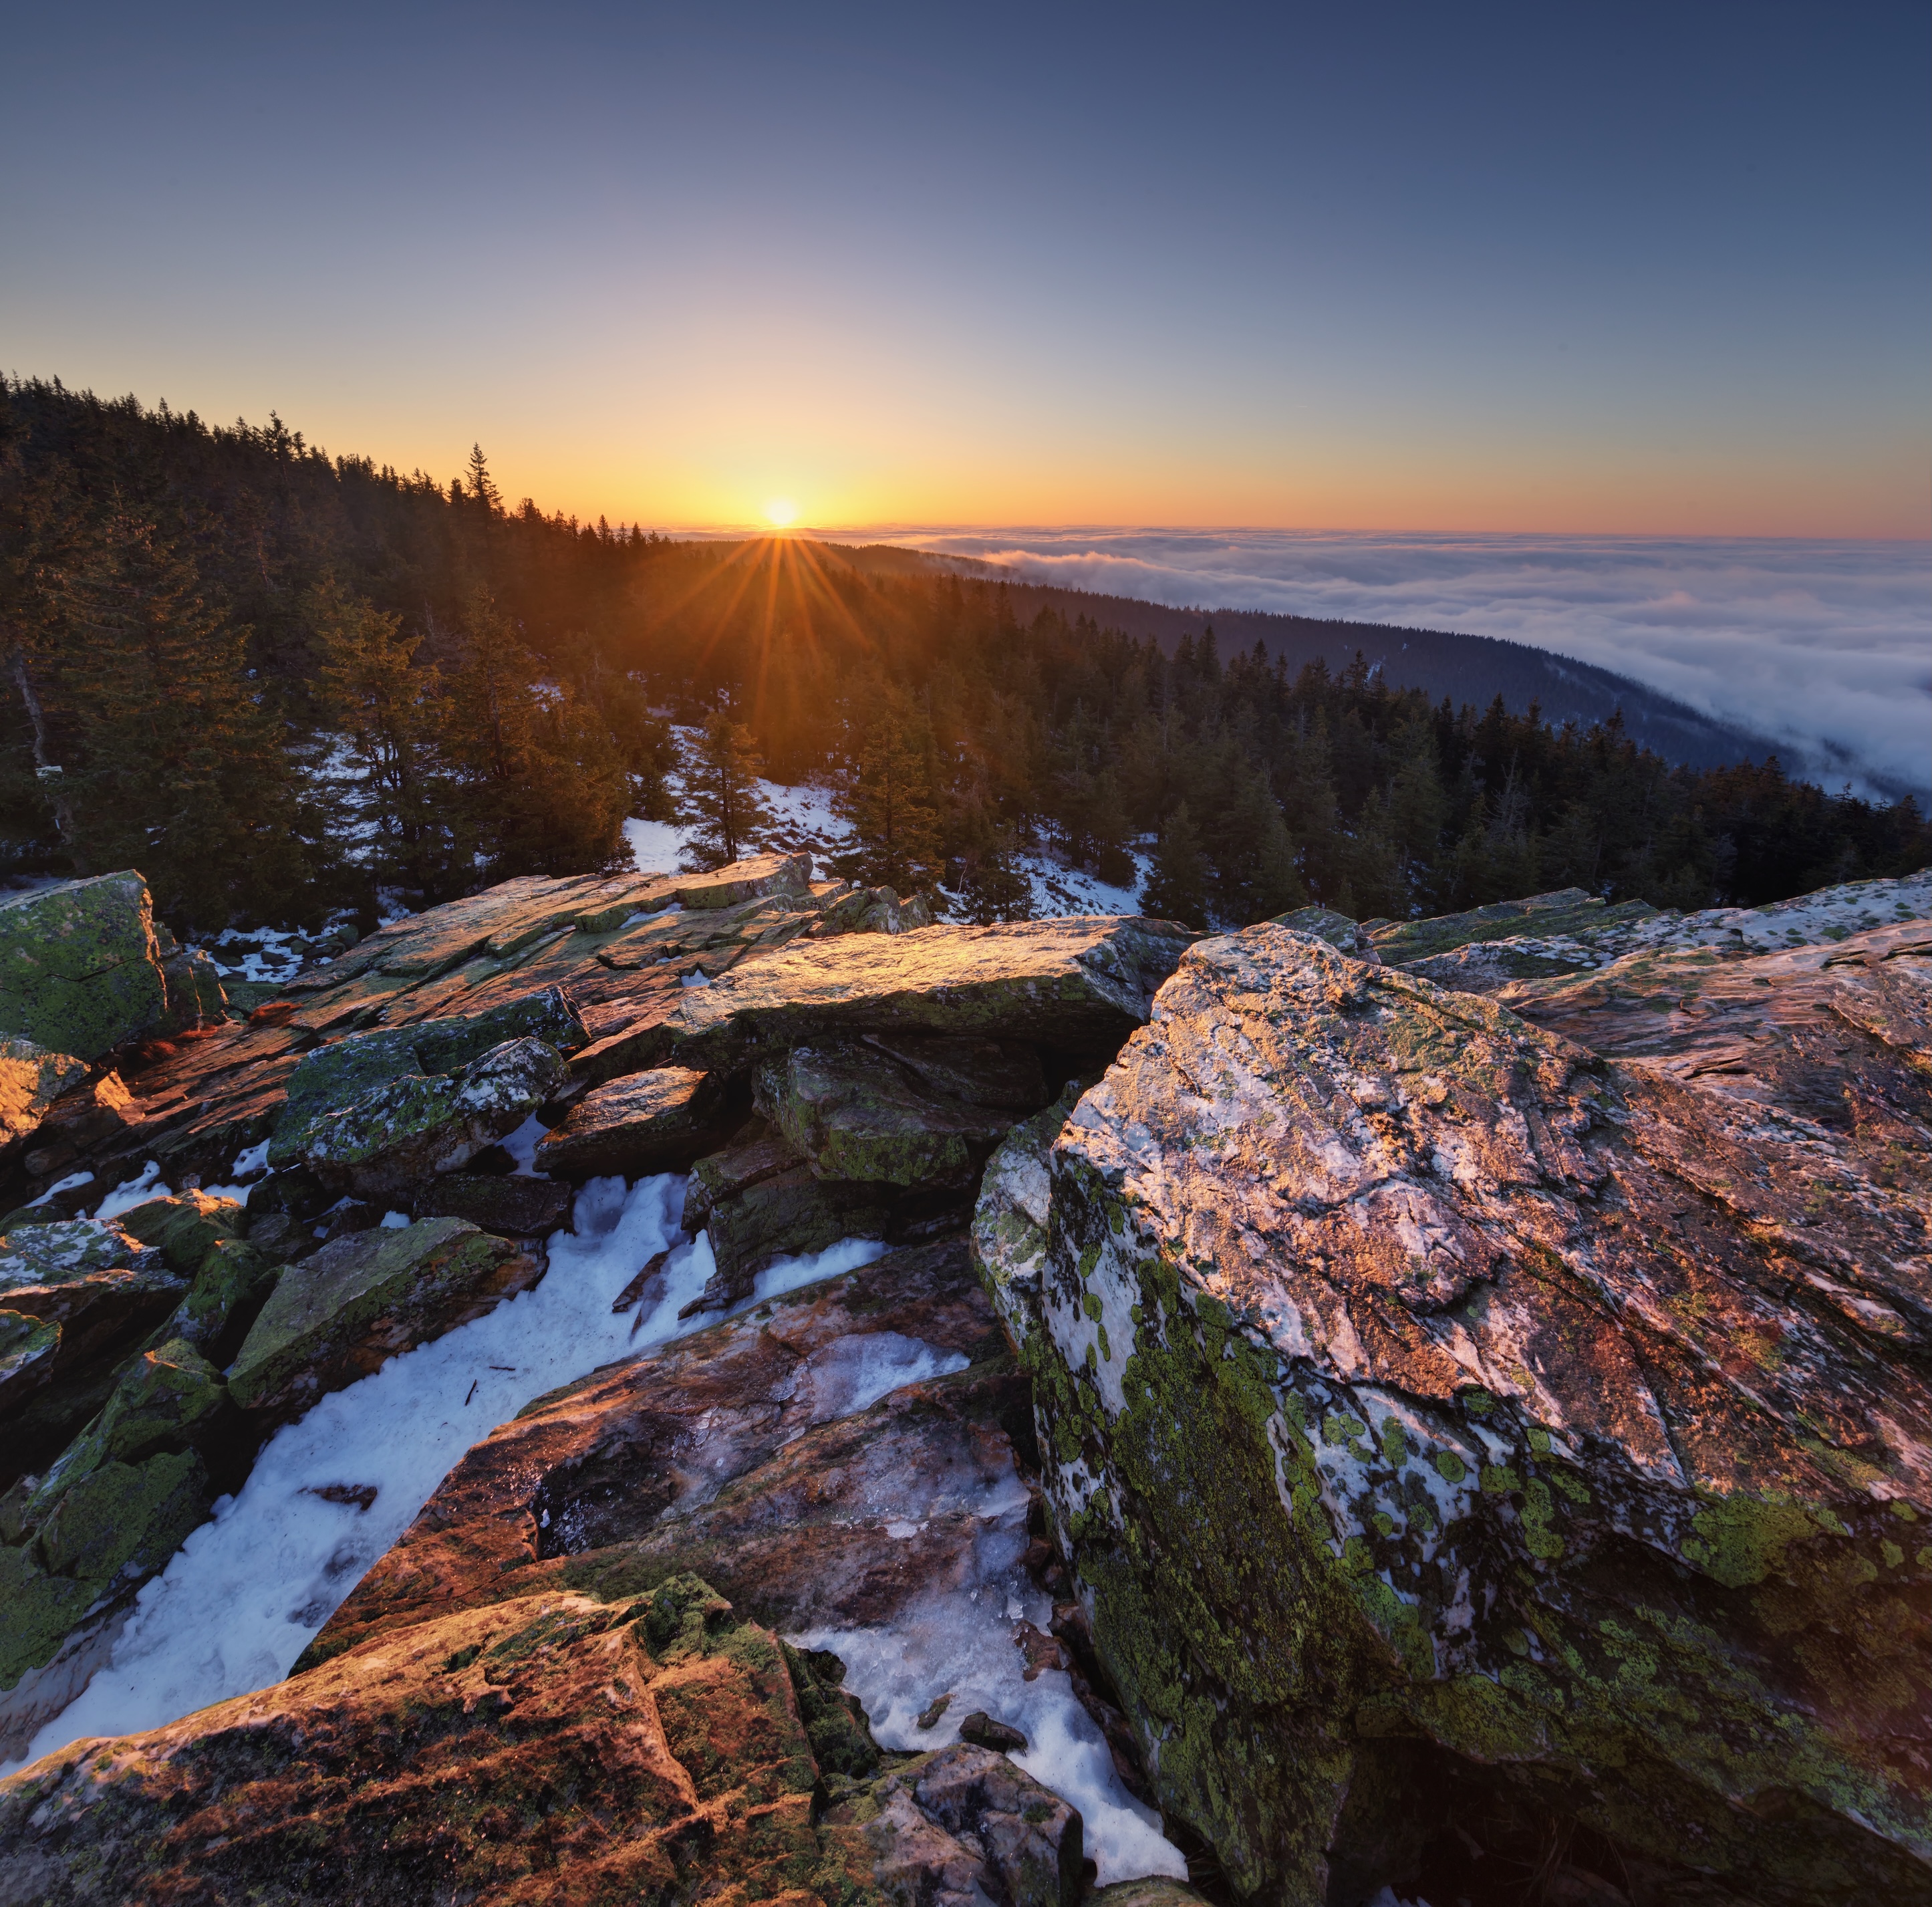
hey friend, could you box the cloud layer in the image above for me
[852,531,1930,798]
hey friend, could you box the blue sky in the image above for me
[3,1,1927,533]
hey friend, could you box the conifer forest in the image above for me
[3,378,1925,935]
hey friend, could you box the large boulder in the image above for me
[0,874,170,1061]
[0,1573,1083,1907]
[575,916,1198,1084]
[226,1217,544,1421]
[991,923,1932,1906]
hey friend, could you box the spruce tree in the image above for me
[833,681,943,894]
[308,578,446,895]
[53,512,315,926]
[678,708,772,870]
[1141,801,1210,928]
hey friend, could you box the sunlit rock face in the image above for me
[992,917,1932,1906]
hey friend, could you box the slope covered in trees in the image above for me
[2,377,1924,934]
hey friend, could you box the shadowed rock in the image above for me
[992,921,1932,1906]
[534,1065,730,1180]
[411,1171,575,1237]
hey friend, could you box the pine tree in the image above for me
[1141,801,1209,928]
[954,792,1033,923]
[52,512,315,926]
[308,578,446,894]
[833,681,943,894]
[678,708,773,870]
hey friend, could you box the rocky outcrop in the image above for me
[226,1217,544,1422]
[1377,869,1932,993]
[0,1573,1083,1907]
[983,915,1932,1905]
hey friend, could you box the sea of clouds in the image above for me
[835,530,1929,800]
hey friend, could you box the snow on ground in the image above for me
[793,1529,1189,1886]
[626,777,1151,921]
[9,1184,887,1771]
[1016,842,1151,919]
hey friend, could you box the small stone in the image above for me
[957,1709,1028,1752]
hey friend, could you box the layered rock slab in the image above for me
[989,924,1932,1906]
[577,916,1197,1084]
[0,1571,1083,1907]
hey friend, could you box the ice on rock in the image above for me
[791,1479,1188,1887]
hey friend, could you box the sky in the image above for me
[3,1,1927,537]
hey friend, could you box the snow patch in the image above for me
[91,1162,168,1221]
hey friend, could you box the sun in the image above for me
[763,497,798,529]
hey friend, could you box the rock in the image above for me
[1006,922,1932,1904]
[579,915,1198,1084]
[0,1570,1083,1907]
[685,1117,804,1229]
[701,1164,895,1305]
[411,1171,575,1237]
[303,1237,1016,1663]
[0,1040,88,1152]
[671,848,813,908]
[227,1217,544,1422]
[811,883,938,936]
[970,1092,1074,1362]
[0,1220,183,1378]
[0,872,170,1061]
[1268,904,1379,959]
[269,986,585,1166]
[754,1039,1032,1189]
[0,1309,59,1409]
[1091,1882,1214,1907]
[957,1708,1029,1752]
[533,1065,730,1179]
[1364,886,1656,967]
[150,922,227,1033]
[834,1741,1083,1907]
[17,1071,135,1181]
[24,1336,231,1522]
[1383,869,1932,995]
[116,1188,243,1275]
[295,1036,569,1200]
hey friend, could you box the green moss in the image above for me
[0,1543,94,1689]
[1432,1450,1466,1484]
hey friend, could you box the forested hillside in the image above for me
[3,378,1925,933]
